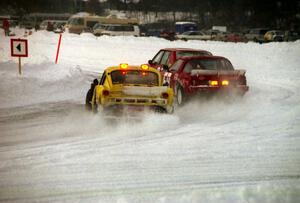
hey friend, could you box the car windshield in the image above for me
[177,51,212,58]
[189,59,234,70]
[111,70,159,86]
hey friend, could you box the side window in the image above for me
[160,51,171,66]
[124,26,134,31]
[170,59,183,72]
[86,21,98,28]
[99,72,106,85]
[215,59,233,70]
[223,59,234,70]
[183,62,193,74]
[77,18,84,25]
[152,51,164,64]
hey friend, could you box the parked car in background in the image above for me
[264,30,285,42]
[245,28,269,42]
[224,33,248,43]
[205,29,227,41]
[284,31,300,41]
[39,20,66,32]
[66,14,138,34]
[148,48,213,71]
[175,21,197,34]
[175,31,212,41]
[93,23,108,36]
[159,30,175,41]
[98,24,140,36]
[53,21,67,33]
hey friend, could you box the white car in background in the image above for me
[93,23,108,36]
[95,24,140,37]
[175,30,212,41]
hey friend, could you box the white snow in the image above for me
[0,28,300,203]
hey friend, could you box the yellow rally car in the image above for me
[87,63,174,114]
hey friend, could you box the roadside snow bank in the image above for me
[0,62,88,108]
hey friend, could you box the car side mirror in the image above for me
[148,60,153,65]
[92,78,99,86]
[162,64,169,71]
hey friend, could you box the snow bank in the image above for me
[0,61,87,108]
[1,29,299,109]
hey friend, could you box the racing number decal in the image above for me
[163,72,172,85]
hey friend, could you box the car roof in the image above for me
[177,55,228,61]
[104,65,159,73]
[160,48,210,52]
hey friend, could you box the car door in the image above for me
[159,51,171,69]
[178,61,192,92]
[149,50,165,69]
[167,59,184,90]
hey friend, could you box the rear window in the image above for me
[188,59,234,71]
[111,70,159,86]
[107,25,134,31]
[176,51,212,58]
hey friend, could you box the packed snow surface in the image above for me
[0,29,300,202]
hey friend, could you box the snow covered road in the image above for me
[0,30,300,202]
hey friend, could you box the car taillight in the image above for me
[161,92,169,99]
[141,71,148,76]
[222,80,229,86]
[209,80,218,86]
[102,90,109,96]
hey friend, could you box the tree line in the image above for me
[1,0,299,30]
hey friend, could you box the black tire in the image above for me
[92,97,98,113]
[176,86,186,106]
[85,89,93,111]
[153,106,167,113]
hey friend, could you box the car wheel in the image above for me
[274,36,283,42]
[153,106,167,113]
[91,95,99,113]
[85,89,93,111]
[176,86,185,106]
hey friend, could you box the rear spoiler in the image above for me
[191,69,246,76]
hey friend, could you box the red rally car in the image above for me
[148,48,212,71]
[161,55,249,105]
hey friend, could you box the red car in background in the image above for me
[224,33,248,43]
[148,48,212,72]
[161,55,249,105]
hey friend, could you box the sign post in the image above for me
[19,57,21,75]
[55,34,62,64]
[10,38,28,75]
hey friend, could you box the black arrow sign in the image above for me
[16,44,21,52]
